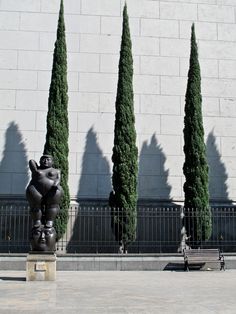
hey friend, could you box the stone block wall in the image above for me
[0,0,235,204]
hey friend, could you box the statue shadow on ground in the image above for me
[0,277,26,281]
[0,121,30,252]
[134,134,180,253]
[66,127,111,253]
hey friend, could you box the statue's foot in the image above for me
[33,220,41,228]
[46,220,53,228]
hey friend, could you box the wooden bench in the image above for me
[184,248,225,271]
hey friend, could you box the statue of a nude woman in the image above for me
[26,155,63,229]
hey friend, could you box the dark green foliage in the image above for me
[183,24,212,241]
[43,0,69,240]
[109,3,138,251]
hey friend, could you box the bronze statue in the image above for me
[30,226,56,251]
[26,155,63,251]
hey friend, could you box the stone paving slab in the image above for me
[0,270,235,313]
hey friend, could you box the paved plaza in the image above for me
[0,270,235,313]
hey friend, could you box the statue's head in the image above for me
[30,226,56,252]
[39,155,53,169]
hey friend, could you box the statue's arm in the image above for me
[53,169,61,187]
[29,159,38,173]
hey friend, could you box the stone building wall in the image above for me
[0,0,235,204]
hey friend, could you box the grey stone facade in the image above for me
[0,0,235,204]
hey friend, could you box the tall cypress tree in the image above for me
[109,3,138,253]
[43,0,69,240]
[183,24,212,242]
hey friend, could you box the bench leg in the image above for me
[184,261,189,271]
[220,260,225,271]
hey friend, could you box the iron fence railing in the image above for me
[0,205,31,253]
[60,206,181,254]
[0,205,236,253]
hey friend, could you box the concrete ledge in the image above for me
[57,254,184,271]
[0,253,236,271]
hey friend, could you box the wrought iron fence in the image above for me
[0,205,235,253]
[0,205,31,253]
[59,206,181,253]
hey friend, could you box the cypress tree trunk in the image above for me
[109,3,138,253]
[43,0,69,240]
[183,24,212,243]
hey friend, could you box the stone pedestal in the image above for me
[26,252,56,281]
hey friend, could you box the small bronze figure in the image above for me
[26,155,63,251]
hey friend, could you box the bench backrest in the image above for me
[184,249,220,259]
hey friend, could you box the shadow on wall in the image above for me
[138,134,172,202]
[136,135,182,253]
[206,131,235,250]
[206,130,232,204]
[66,127,111,252]
[0,122,30,252]
[77,127,111,201]
[0,121,29,195]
